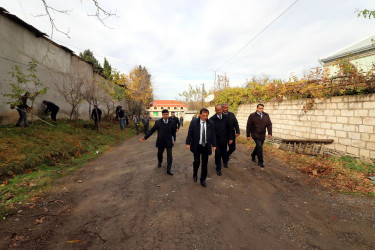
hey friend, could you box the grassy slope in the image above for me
[0,120,136,216]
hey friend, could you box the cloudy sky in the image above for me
[2,0,375,99]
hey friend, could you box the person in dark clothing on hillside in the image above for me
[125,111,129,127]
[91,105,102,130]
[210,105,233,176]
[140,109,176,176]
[222,103,240,158]
[115,105,121,120]
[15,92,31,127]
[246,103,272,169]
[141,114,150,134]
[43,100,59,121]
[118,106,125,130]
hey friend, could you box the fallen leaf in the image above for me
[66,240,82,243]
[245,208,250,211]
[34,218,43,225]
[152,200,157,203]
[25,169,32,174]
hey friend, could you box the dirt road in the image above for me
[1,126,375,249]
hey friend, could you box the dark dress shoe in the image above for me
[217,170,222,176]
[167,171,174,176]
[252,156,256,162]
[223,164,228,168]
[157,163,162,168]
[193,175,197,182]
[200,180,207,187]
[258,163,265,168]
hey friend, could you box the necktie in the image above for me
[202,122,206,146]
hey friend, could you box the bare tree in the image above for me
[55,74,85,120]
[36,0,117,38]
[83,75,108,130]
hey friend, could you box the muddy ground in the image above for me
[1,126,375,249]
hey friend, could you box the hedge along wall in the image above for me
[233,93,375,161]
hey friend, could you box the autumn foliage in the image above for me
[216,60,375,112]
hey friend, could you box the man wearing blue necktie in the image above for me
[140,109,176,176]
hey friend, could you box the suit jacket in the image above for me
[186,118,216,155]
[169,116,180,130]
[210,114,234,145]
[246,111,272,140]
[224,112,240,137]
[145,118,176,148]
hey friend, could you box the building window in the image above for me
[154,106,157,110]
[174,106,177,110]
[180,107,184,110]
[167,106,170,110]
[161,106,164,109]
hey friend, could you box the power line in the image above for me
[216,0,301,70]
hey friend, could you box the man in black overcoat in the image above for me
[186,108,216,187]
[169,111,180,136]
[246,104,272,168]
[210,105,233,176]
[222,103,240,158]
[140,109,176,176]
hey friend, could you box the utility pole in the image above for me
[201,83,205,109]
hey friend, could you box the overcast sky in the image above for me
[2,0,375,99]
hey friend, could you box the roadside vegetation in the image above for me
[0,120,138,216]
[237,137,375,196]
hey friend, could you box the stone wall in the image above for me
[234,94,375,161]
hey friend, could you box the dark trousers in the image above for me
[158,147,173,172]
[144,124,149,135]
[16,109,28,127]
[135,124,139,135]
[252,138,265,164]
[215,143,228,171]
[193,145,209,181]
[227,138,236,156]
[51,108,59,121]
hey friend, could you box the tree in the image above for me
[55,75,85,120]
[83,75,108,130]
[357,9,375,19]
[177,84,208,111]
[123,66,153,115]
[99,69,126,117]
[103,58,112,79]
[79,49,103,73]
[2,59,48,124]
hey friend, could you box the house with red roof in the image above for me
[147,100,188,119]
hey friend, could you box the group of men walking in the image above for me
[140,103,272,188]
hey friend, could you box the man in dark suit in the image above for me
[210,105,233,176]
[222,103,240,158]
[186,108,216,187]
[140,109,176,176]
[246,104,272,169]
[169,111,180,136]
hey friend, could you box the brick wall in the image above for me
[232,94,375,161]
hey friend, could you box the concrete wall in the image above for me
[233,94,375,161]
[0,12,119,124]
